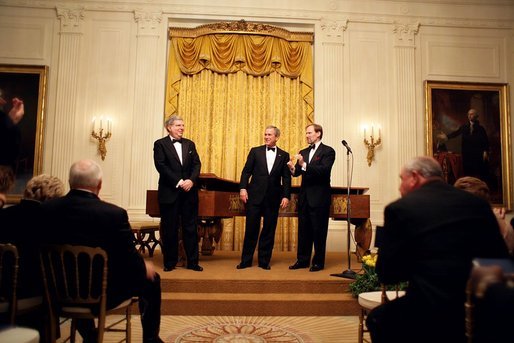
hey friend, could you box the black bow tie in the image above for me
[172,139,182,144]
[310,144,315,150]
[267,147,275,152]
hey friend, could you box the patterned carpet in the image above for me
[58,315,361,342]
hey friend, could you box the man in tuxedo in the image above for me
[42,159,162,343]
[287,123,335,272]
[153,115,202,272]
[237,126,291,270]
[366,156,509,343]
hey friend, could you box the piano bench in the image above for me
[131,221,161,257]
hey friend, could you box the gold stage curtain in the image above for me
[165,22,313,252]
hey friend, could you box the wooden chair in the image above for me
[0,243,19,324]
[465,259,514,343]
[357,284,405,343]
[40,244,134,343]
[0,243,41,341]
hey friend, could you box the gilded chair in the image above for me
[356,225,406,343]
[357,284,405,343]
[0,243,41,342]
[40,244,134,343]
[0,243,19,324]
[465,259,514,343]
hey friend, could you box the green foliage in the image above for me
[349,264,381,297]
[349,257,408,298]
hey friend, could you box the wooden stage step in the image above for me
[144,250,362,316]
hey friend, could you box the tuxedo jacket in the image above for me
[153,136,201,204]
[377,180,509,310]
[239,145,291,206]
[293,142,336,208]
[42,190,147,308]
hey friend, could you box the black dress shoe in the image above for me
[163,265,175,272]
[309,264,323,272]
[236,263,252,269]
[143,337,164,343]
[259,264,271,270]
[289,261,309,270]
[187,264,203,272]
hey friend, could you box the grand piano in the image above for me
[146,173,371,256]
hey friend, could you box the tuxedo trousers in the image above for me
[296,201,330,267]
[241,201,280,266]
[159,192,199,268]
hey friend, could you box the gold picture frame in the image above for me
[1,64,48,203]
[425,80,511,209]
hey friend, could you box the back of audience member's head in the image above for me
[454,176,490,202]
[403,156,444,179]
[24,174,65,202]
[69,159,102,193]
[0,165,15,193]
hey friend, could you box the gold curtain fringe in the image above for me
[169,19,313,43]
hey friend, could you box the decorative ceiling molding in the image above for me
[0,0,512,30]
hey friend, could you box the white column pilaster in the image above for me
[393,22,420,167]
[52,7,84,181]
[128,11,163,213]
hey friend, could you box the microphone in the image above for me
[341,140,352,154]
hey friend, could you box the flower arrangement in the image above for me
[349,254,380,297]
[349,253,408,297]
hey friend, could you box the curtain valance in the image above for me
[166,21,313,119]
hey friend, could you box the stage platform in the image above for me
[145,249,362,316]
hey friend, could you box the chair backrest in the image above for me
[465,259,514,343]
[40,244,109,342]
[0,243,19,325]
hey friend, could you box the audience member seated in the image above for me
[1,174,64,338]
[0,165,14,209]
[2,174,65,297]
[366,156,509,343]
[454,176,514,255]
[41,159,163,343]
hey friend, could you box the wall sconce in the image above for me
[91,116,112,160]
[363,125,382,166]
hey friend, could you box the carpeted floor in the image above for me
[58,315,362,342]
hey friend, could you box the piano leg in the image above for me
[198,218,223,255]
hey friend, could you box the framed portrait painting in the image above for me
[425,80,511,208]
[0,64,48,202]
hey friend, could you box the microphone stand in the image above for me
[331,147,357,279]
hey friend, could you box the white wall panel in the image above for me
[425,36,502,79]
[80,17,134,204]
[0,21,47,61]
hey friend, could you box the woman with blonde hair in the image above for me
[1,174,64,335]
[454,176,514,254]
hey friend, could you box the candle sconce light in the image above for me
[363,124,382,166]
[91,116,112,160]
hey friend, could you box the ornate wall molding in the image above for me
[169,20,313,42]
[320,19,348,41]
[393,22,420,47]
[56,7,85,34]
[134,10,162,36]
